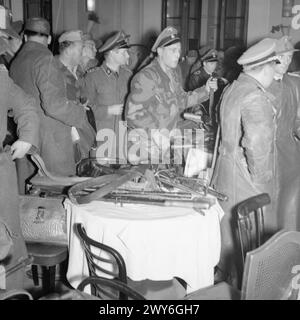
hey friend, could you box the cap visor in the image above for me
[2,28,21,40]
[203,58,218,62]
[277,48,300,55]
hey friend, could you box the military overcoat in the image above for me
[10,41,92,175]
[0,64,39,289]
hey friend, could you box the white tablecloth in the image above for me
[65,199,224,294]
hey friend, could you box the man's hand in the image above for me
[205,77,218,93]
[10,140,32,160]
[108,104,123,116]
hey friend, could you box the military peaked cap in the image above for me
[201,48,218,62]
[238,38,279,69]
[151,26,181,52]
[99,30,130,53]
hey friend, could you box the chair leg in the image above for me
[48,266,56,293]
[31,265,39,286]
[42,266,56,295]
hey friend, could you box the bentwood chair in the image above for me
[0,289,33,300]
[77,276,146,300]
[236,193,271,267]
[185,230,300,300]
[75,223,128,299]
[28,153,88,196]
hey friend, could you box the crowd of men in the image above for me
[1,5,300,292]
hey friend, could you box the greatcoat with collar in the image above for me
[211,73,277,279]
[82,62,132,160]
[0,64,39,289]
[10,41,93,176]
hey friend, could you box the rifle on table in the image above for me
[155,170,228,202]
[102,194,215,210]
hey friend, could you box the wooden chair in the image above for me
[75,223,127,299]
[236,193,271,267]
[241,230,300,300]
[26,243,68,295]
[25,153,87,294]
[184,230,300,300]
[0,289,33,300]
[77,276,146,300]
[28,153,88,196]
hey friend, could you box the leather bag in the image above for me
[19,195,67,246]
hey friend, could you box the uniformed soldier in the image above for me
[187,48,228,125]
[188,49,219,90]
[125,26,216,165]
[0,16,22,67]
[56,30,96,162]
[268,36,300,231]
[211,38,280,287]
[10,19,94,177]
[82,30,132,161]
[0,9,22,148]
[0,7,40,289]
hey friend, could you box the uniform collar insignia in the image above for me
[86,66,99,74]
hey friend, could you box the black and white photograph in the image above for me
[0,0,300,308]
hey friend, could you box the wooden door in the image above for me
[162,0,202,56]
[23,0,52,29]
[217,0,248,50]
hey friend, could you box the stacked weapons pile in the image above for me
[68,165,228,211]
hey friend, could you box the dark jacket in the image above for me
[212,73,277,229]
[187,66,227,124]
[211,73,277,278]
[269,74,300,231]
[10,41,92,176]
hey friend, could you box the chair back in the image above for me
[77,276,146,300]
[241,230,300,300]
[75,223,127,299]
[30,153,88,184]
[237,193,271,267]
[0,289,33,300]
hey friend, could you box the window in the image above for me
[217,0,249,50]
[162,0,249,53]
[86,0,96,12]
[162,0,202,56]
